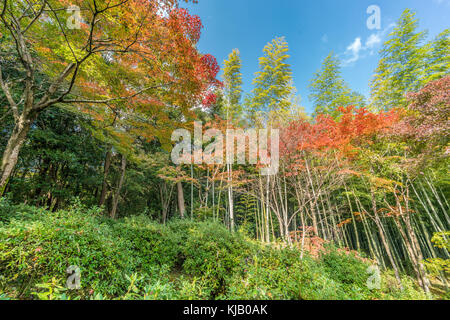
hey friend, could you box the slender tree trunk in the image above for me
[401,212,431,294]
[160,187,167,224]
[227,163,235,232]
[99,147,113,207]
[344,183,361,251]
[283,176,290,244]
[190,164,194,219]
[370,190,403,289]
[1,113,37,196]
[402,196,431,294]
[304,158,319,236]
[177,181,186,219]
[160,183,174,224]
[110,155,127,219]
[265,175,270,242]
[393,216,424,287]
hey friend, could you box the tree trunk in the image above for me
[228,164,235,232]
[401,213,431,294]
[305,158,319,236]
[1,113,36,196]
[370,190,403,289]
[177,181,186,218]
[99,147,112,207]
[110,155,127,219]
[402,186,431,294]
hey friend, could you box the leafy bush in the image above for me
[0,200,431,300]
[113,215,180,270]
[423,231,450,277]
[0,201,139,298]
[178,220,252,297]
[319,246,372,299]
[223,245,353,300]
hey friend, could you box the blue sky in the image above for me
[181,0,450,114]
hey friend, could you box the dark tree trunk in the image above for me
[110,154,127,219]
[99,147,113,207]
[177,181,186,219]
[1,112,37,196]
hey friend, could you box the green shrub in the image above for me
[0,201,138,298]
[0,200,432,300]
[222,245,305,299]
[113,215,180,271]
[222,245,347,300]
[179,220,252,297]
[318,246,373,299]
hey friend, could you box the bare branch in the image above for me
[0,64,19,121]
[61,83,172,105]
[22,0,46,34]
[0,0,7,18]
[34,62,77,110]
[43,0,78,62]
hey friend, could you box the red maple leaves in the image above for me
[202,92,217,107]
[281,106,399,157]
[170,8,203,43]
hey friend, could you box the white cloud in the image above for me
[343,37,362,64]
[433,0,450,5]
[347,37,362,54]
[365,33,381,49]
[342,23,395,66]
[321,34,328,43]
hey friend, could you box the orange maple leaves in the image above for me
[281,106,399,158]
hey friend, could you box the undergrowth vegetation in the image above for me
[0,199,429,300]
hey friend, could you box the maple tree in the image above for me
[0,0,219,194]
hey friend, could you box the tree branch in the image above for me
[61,83,172,105]
[0,64,19,121]
[22,0,46,34]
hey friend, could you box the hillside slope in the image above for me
[0,200,429,300]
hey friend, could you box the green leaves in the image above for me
[423,29,450,84]
[223,49,243,122]
[248,37,294,125]
[309,53,365,118]
[370,9,430,110]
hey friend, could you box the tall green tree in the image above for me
[222,49,244,232]
[309,53,365,118]
[223,49,243,122]
[370,9,428,110]
[423,29,450,83]
[248,37,294,124]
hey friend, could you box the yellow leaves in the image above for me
[372,177,394,186]
[337,169,362,176]
[366,174,402,193]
